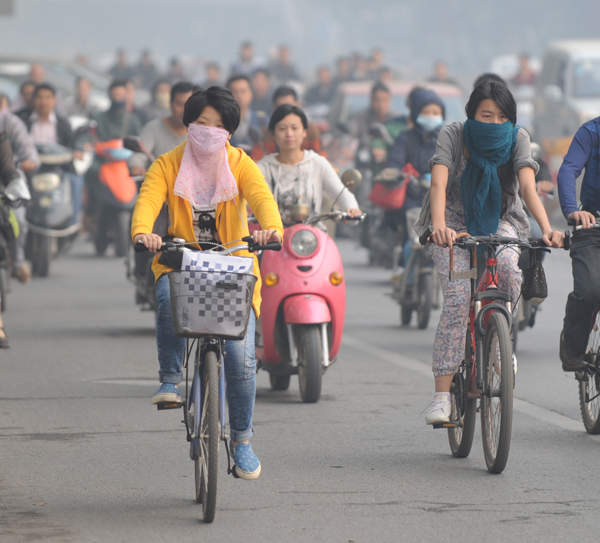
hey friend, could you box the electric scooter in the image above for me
[256,170,365,403]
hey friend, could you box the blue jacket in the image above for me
[558,117,600,217]
[386,125,441,209]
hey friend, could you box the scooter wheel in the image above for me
[269,373,291,391]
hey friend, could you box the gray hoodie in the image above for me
[257,150,358,221]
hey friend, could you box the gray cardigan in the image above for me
[414,121,539,239]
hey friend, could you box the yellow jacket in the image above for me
[131,140,284,318]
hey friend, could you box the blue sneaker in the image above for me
[152,383,182,405]
[230,441,261,480]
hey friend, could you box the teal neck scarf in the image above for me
[460,119,519,241]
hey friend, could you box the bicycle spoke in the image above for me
[489,334,502,456]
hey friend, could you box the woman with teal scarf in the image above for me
[422,80,564,425]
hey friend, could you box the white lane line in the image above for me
[343,335,600,441]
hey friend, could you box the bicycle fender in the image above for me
[283,294,331,324]
[475,303,513,338]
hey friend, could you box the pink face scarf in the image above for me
[173,124,239,208]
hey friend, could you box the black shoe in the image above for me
[560,332,584,372]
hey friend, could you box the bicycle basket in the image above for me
[168,253,257,340]
[522,250,548,306]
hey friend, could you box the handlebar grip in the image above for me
[134,241,149,253]
[347,213,367,222]
[250,242,282,252]
[563,230,571,251]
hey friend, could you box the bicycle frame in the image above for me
[450,238,513,394]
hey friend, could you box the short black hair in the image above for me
[370,81,390,100]
[34,83,56,97]
[226,74,251,89]
[109,79,128,93]
[253,68,270,78]
[465,79,517,125]
[182,86,241,133]
[19,80,35,93]
[472,72,507,89]
[272,85,297,104]
[268,104,308,133]
[170,81,194,103]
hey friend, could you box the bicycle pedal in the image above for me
[432,423,444,429]
[230,465,240,479]
[156,402,183,411]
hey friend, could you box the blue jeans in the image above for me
[155,274,257,442]
[66,171,83,226]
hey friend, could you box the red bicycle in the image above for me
[439,233,551,474]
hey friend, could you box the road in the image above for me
[1,236,599,543]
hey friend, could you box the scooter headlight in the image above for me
[32,173,60,192]
[290,229,318,257]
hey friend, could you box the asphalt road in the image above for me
[1,236,599,543]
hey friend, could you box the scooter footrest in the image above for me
[156,402,183,411]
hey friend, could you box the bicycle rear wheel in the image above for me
[448,328,477,458]
[481,312,514,474]
[195,350,220,523]
[578,310,600,434]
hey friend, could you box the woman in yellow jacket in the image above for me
[131,86,283,480]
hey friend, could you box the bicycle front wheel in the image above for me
[579,311,600,434]
[481,312,514,474]
[195,350,220,523]
[448,328,477,458]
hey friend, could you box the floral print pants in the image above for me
[429,221,522,378]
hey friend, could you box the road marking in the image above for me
[343,335,600,442]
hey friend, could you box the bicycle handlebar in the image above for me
[305,211,366,225]
[134,237,282,254]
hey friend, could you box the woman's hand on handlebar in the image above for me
[431,225,457,247]
[252,229,281,246]
[568,211,596,229]
[133,233,163,252]
[542,229,564,248]
[345,207,362,218]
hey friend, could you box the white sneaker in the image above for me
[425,397,451,425]
[513,354,518,375]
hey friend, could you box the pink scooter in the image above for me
[256,171,365,403]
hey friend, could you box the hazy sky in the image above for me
[0,0,598,76]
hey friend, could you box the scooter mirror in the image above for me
[340,169,362,190]
[290,204,310,222]
[123,136,145,154]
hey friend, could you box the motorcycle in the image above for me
[26,143,81,277]
[92,138,137,257]
[122,136,167,312]
[364,166,419,268]
[390,207,440,329]
[0,173,31,309]
[256,170,365,403]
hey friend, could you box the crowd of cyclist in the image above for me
[1,40,599,472]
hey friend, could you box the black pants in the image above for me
[563,229,600,354]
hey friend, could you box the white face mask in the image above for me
[416,115,444,132]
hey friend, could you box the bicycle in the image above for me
[565,220,600,434]
[136,235,281,522]
[434,233,552,474]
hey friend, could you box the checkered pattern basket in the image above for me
[168,255,257,340]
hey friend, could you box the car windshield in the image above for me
[572,60,600,98]
[339,93,465,126]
